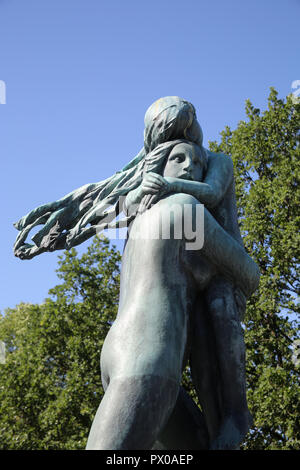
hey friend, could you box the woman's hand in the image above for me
[138,173,171,213]
[125,173,173,216]
[140,172,170,197]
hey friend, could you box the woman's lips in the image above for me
[178,173,194,180]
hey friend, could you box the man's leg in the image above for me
[86,374,180,450]
[153,386,209,450]
[205,278,252,449]
[189,295,223,445]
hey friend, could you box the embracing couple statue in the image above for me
[14,96,260,450]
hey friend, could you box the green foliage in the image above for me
[0,237,121,449]
[0,89,299,449]
[208,88,300,449]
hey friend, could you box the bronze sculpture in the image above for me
[14,96,260,449]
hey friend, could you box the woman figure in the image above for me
[13,97,259,450]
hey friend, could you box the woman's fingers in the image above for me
[139,173,170,200]
[141,184,160,194]
[142,177,169,195]
[144,172,168,188]
[144,194,158,209]
[138,194,149,214]
[138,193,160,214]
[143,179,163,190]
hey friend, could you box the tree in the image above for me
[0,237,121,449]
[208,88,299,449]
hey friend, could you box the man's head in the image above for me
[143,96,203,153]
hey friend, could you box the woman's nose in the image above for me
[183,157,193,170]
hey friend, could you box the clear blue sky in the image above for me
[1,0,299,314]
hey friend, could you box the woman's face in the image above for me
[163,142,204,182]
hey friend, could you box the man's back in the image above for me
[205,152,244,247]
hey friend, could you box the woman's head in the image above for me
[143,96,203,153]
[144,139,207,182]
[163,141,206,182]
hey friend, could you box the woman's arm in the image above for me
[165,178,216,207]
[165,152,234,209]
[124,152,235,214]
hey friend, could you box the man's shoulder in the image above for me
[205,150,234,174]
[207,150,232,163]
